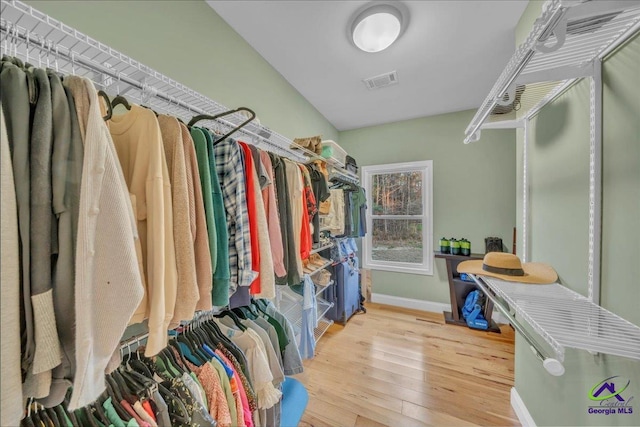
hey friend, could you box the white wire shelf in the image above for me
[480,276,640,363]
[305,260,333,276]
[314,280,334,297]
[310,242,334,255]
[0,0,360,179]
[314,318,334,344]
[277,286,333,338]
[464,0,640,143]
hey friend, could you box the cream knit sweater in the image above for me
[64,77,144,410]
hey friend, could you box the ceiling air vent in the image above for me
[363,71,398,90]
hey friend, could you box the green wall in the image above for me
[528,78,591,290]
[26,0,338,141]
[339,111,517,303]
[514,2,640,425]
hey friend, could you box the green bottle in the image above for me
[460,238,471,256]
[439,237,450,254]
[450,238,461,255]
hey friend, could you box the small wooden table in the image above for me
[435,252,501,333]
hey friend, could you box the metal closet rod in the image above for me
[0,20,309,162]
[468,274,566,377]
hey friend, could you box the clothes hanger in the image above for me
[109,370,134,402]
[111,73,131,111]
[79,407,99,427]
[187,107,255,145]
[204,317,236,347]
[111,94,132,111]
[36,405,53,427]
[53,405,73,427]
[105,379,132,422]
[216,309,247,331]
[45,407,61,427]
[200,321,223,346]
[184,326,212,362]
[158,347,184,377]
[105,374,124,403]
[90,401,111,427]
[131,348,165,378]
[234,306,258,321]
[166,339,192,370]
[97,90,113,121]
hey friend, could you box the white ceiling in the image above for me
[207,1,528,131]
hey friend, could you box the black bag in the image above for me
[345,155,358,174]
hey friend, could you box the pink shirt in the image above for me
[259,151,286,278]
[216,350,253,427]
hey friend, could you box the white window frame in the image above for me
[362,160,433,276]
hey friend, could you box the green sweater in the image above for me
[191,128,226,306]
[202,130,231,297]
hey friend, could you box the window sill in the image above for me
[364,263,433,276]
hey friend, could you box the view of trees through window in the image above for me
[371,171,424,264]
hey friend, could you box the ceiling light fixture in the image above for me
[350,2,409,53]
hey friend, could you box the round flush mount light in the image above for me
[349,2,409,53]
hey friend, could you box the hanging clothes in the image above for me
[201,129,233,306]
[298,164,315,262]
[238,141,262,295]
[269,153,298,286]
[259,151,286,278]
[240,144,276,299]
[305,162,330,246]
[191,127,226,307]
[263,301,304,376]
[284,159,304,282]
[322,188,345,236]
[108,104,177,357]
[46,72,85,408]
[20,65,61,399]
[213,138,258,294]
[215,321,282,411]
[178,122,213,312]
[157,114,200,328]
[299,275,318,359]
[0,59,35,394]
[64,76,144,410]
[0,105,23,426]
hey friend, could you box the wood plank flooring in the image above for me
[295,303,519,427]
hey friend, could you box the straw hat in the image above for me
[458,252,557,284]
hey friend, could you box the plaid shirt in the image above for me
[214,138,257,293]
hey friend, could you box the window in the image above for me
[362,161,433,275]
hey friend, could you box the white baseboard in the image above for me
[371,293,450,313]
[511,387,536,427]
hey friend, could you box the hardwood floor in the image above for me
[295,303,519,427]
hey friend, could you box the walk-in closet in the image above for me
[1,1,639,426]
